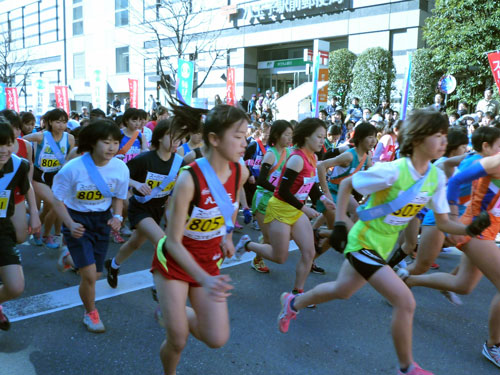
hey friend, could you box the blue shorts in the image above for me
[422,205,467,227]
[62,208,112,272]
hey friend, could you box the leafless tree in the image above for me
[0,31,31,88]
[136,0,225,95]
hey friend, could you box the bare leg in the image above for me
[0,265,24,303]
[407,226,445,275]
[290,214,316,291]
[11,202,28,244]
[78,264,100,313]
[247,219,291,263]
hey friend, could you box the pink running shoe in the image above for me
[397,362,434,375]
[111,230,125,244]
[277,292,297,333]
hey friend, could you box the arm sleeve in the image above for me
[309,182,322,203]
[256,163,276,192]
[447,161,487,204]
[244,142,257,163]
[278,168,304,210]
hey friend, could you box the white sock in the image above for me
[111,258,120,269]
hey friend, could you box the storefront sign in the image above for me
[176,59,194,106]
[54,85,70,115]
[32,77,50,116]
[488,52,500,95]
[241,0,348,25]
[258,58,311,70]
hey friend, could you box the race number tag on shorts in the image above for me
[295,176,316,201]
[185,206,227,241]
[145,171,175,198]
[383,192,430,226]
[0,190,10,218]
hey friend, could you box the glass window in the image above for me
[115,0,129,26]
[73,0,82,3]
[73,53,85,79]
[73,7,83,19]
[73,4,83,36]
[73,21,83,35]
[116,46,129,73]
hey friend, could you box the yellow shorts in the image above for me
[264,196,303,226]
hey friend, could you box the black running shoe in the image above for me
[311,262,326,275]
[0,306,11,331]
[104,259,119,288]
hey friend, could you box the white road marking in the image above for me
[3,241,299,322]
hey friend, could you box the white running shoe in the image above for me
[235,235,251,260]
[83,310,105,333]
[396,267,410,281]
[440,290,463,306]
[120,225,133,236]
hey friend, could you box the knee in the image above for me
[393,293,416,313]
[204,332,229,349]
[274,251,288,264]
[166,335,188,353]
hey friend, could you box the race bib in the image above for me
[252,155,263,169]
[295,176,316,201]
[75,183,110,204]
[184,206,226,241]
[0,190,10,218]
[145,171,175,198]
[40,156,61,172]
[269,171,281,187]
[383,192,430,226]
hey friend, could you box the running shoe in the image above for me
[251,256,270,273]
[235,234,251,259]
[243,208,252,224]
[483,341,500,368]
[397,362,434,375]
[252,220,260,231]
[311,262,325,274]
[0,305,10,331]
[57,246,73,272]
[430,263,440,270]
[31,232,43,246]
[396,267,410,281]
[278,292,297,333]
[104,259,119,289]
[120,225,132,237]
[234,221,243,230]
[111,230,125,244]
[154,305,165,328]
[83,309,105,333]
[440,290,463,306]
[43,235,60,249]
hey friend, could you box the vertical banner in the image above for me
[54,85,70,115]
[0,83,6,111]
[488,52,500,95]
[226,67,236,106]
[311,39,329,117]
[176,59,194,106]
[400,53,412,121]
[32,77,50,117]
[318,68,329,109]
[91,69,108,112]
[128,78,139,108]
[5,87,19,112]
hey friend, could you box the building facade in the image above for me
[0,0,434,114]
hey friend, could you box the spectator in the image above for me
[124,97,131,112]
[90,108,106,121]
[318,109,328,121]
[476,87,500,116]
[214,94,223,106]
[482,111,495,126]
[345,97,363,123]
[325,96,340,117]
[429,93,446,112]
[448,112,459,126]
[238,96,248,113]
[111,95,121,111]
[270,92,280,120]
[146,94,157,115]
[262,90,273,113]
[457,101,468,117]
[392,110,399,122]
[375,97,391,115]
[67,111,80,131]
[248,94,257,113]
[80,106,90,119]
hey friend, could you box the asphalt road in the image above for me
[1,219,499,375]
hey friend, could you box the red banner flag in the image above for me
[54,85,70,115]
[488,52,500,95]
[128,78,139,109]
[226,68,236,106]
[5,87,19,112]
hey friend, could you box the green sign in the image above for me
[274,58,311,68]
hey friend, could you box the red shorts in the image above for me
[150,236,224,287]
[457,213,500,249]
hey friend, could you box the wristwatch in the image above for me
[113,214,123,222]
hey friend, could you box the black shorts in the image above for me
[346,249,387,280]
[128,196,164,230]
[33,167,58,187]
[0,219,21,267]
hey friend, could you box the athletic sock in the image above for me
[400,363,414,374]
[290,296,298,312]
[387,246,408,268]
[111,258,120,269]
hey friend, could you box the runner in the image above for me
[0,119,41,331]
[151,102,248,374]
[404,132,500,369]
[104,119,184,288]
[51,120,129,333]
[176,130,203,157]
[23,108,75,249]
[237,118,335,294]
[277,110,490,375]
[251,120,293,273]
